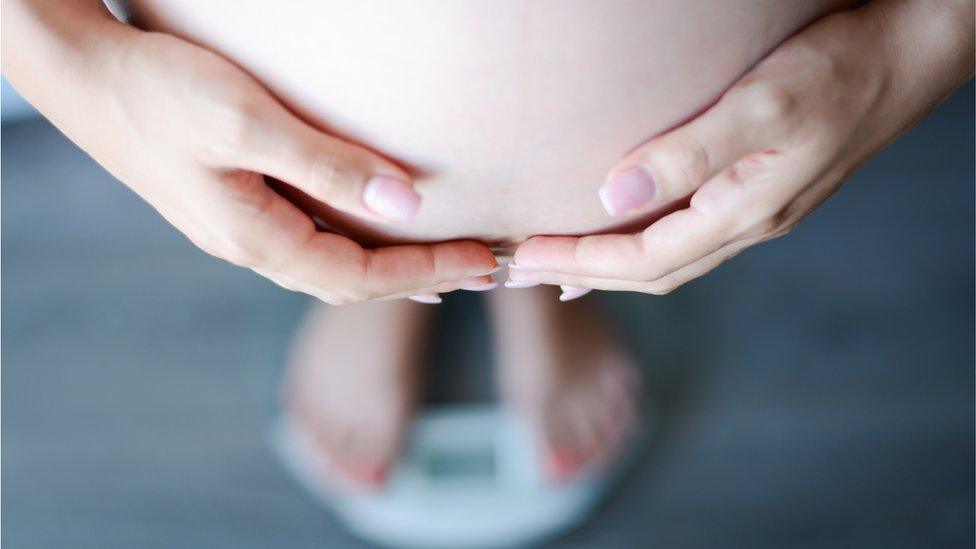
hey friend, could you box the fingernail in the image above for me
[408,293,441,304]
[558,286,592,302]
[363,175,421,221]
[505,264,541,288]
[479,265,502,276]
[505,279,541,289]
[463,282,498,292]
[599,166,656,216]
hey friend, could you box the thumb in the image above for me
[228,102,421,223]
[598,81,780,217]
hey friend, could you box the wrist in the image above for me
[2,1,140,120]
[867,0,974,103]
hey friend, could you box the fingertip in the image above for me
[462,281,498,292]
[513,235,574,271]
[451,240,501,276]
[511,237,543,269]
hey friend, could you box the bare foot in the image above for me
[487,284,642,483]
[282,299,430,490]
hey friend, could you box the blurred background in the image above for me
[2,78,973,548]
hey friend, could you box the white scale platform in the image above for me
[273,404,648,548]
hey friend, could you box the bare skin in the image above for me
[120,0,849,254]
[285,279,641,488]
[6,0,971,491]
[487,286,642,481]
[283,299,430,489]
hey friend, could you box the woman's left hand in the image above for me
[510,0,974,297]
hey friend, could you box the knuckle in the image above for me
[653,137,710,191]
[741,206,798,241]
[305,152,345,202]
[747,216,782,240]
[224,172,277,221]
[197,93,266,165]
[212,226,266,268]
[222,100,263,151]
[739,80,795,125]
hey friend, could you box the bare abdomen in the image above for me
[123,0,850,253]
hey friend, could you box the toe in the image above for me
[347,409,407,489]
[546,448,586,482]
[600,361,642,455]
[540,401,591,483]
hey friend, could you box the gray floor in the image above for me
[3,82,974,549]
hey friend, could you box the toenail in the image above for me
[546,449,585,482]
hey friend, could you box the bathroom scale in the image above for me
[272,404,650,548]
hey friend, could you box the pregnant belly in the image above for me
[122,0,849,254]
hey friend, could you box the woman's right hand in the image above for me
[2,3,498,304]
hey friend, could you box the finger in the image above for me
[382,275,497,301]
[650,241,750,293]
[255,268,492,304]
[648,182,830,291]
[599,79,785,216]
[219,98,421,223]
[202,174,498,303]
[507,266,647,293]
[515,150,806,282]
[514,206,730,283]
[261,265,499,305]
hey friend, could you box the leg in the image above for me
[487,283,642,483]
[282,299,431,489]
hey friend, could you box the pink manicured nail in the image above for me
[599,166,656,216]
[505,279,541,289]
[463,282,498,292]
[479,265,503,276]
[408,293,441,304]
[558,286,591,302]
[363,175,421,221]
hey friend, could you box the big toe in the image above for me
[337,410,409,490]
[538,402,597,483]
[541,365,643,484]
